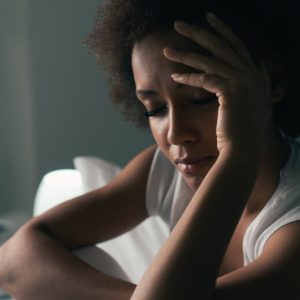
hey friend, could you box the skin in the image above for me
[132,16,289,208]
[0,11,299,300]
[0,146,155,299]
[130,13,299,299]
[133,27,220,191]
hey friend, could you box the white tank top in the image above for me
[146,138,300,265]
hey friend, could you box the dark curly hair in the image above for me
[84,0,300,139]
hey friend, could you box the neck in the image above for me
[245,127,291,215]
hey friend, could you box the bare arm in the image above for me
[129,9,293,299]
[0,225,136,300]
[0,145,156,300]
[130,147,300,300]
[131,11,300,300]
[214,221,300,300]
[131,148,261,299]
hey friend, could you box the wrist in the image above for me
[217,146,262,177]
[219,141,264,161]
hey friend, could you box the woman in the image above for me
[1,0,300,299]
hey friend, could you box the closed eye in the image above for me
[143,96,217,118]
[143,106,167,118]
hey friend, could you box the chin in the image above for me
[184,174,206,192]
[181,160,215,191]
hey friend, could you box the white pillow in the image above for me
[34,170,84,216]
[73,156,121,192]
[72,156,169,283]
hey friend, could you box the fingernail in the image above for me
[206,12,218,21]
[164,47,180,57]
[163,47,172,56]
[174,21,189,29]
[171,74,183,80]
[163,48,169,56]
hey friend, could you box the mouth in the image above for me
[175,156,214,176]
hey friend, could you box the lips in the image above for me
[175,156,213,175]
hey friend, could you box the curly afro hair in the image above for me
[84,0,300,139]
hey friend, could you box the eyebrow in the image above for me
[136,90,158,97]
[136,84,185,98]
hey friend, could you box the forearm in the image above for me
[0,225,135,300]
[131,148,261,300]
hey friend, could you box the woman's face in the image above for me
[132,28,219,190]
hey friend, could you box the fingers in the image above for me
[171,72,226,95]
[205,12,257,69]
[163,47,234,79]
[164,13,261,102]
[174,21,244,71]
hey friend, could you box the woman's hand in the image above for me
[164,12,272,155]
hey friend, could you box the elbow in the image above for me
[0,223,37,295]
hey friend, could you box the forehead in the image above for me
[132,28,208,91]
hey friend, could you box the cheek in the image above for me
[149,104,219,147]
[149,119,168,146]
[190,108,218,133]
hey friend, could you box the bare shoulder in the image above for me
[214,220,300,299]
[110,143,157,191]
[26,144,158,249]
[260,220,300,291]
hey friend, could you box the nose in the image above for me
[167,106,198,145]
